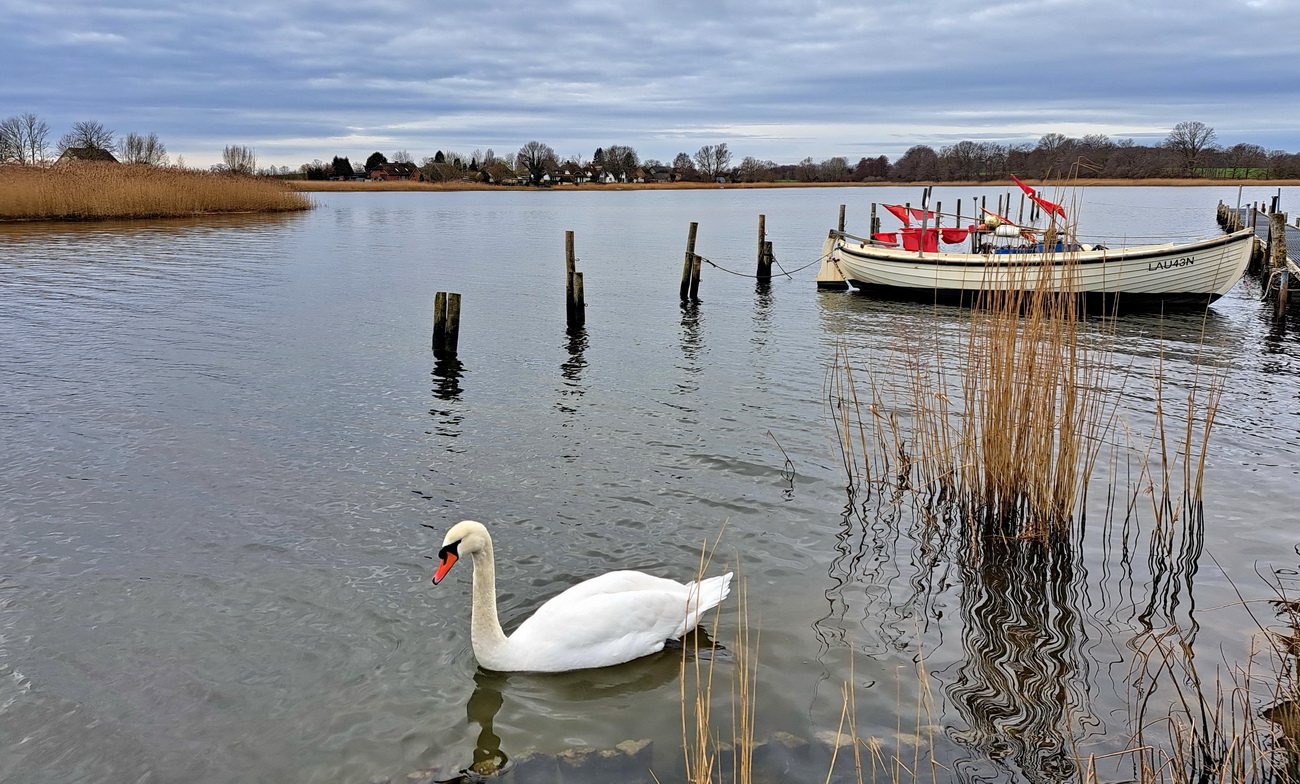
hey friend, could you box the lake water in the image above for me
[2,185,1299,784]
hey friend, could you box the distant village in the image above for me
[6,115,1300,183]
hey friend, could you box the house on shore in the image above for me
[369,162,423,182]
[55,147,119,165]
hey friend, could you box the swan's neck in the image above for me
[468,540,509,658]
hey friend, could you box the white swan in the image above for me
[431,520,733,673]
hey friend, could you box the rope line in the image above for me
[692,250,830,280]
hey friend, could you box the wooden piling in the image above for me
[571,272,585,326]
[444,293,461,355]
[680,222,699,301]
[758,240,773,280]
[433,291,461,357]
[565,230,585,327]
[1270,212,1289,270]
[757,214,766,273]
[689,252,703,300]
[837,204,846,233]
[433,291,446,352]
[870,203,878,235]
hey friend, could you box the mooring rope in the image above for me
[693,249,830,280]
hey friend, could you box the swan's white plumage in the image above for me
[432,520,732,673]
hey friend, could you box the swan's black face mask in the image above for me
[432,540,460,584]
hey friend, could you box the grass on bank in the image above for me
[0,163,313,221]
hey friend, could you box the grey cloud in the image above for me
[0,0,1296,166]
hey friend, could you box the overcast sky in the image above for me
[3,0,1297,169]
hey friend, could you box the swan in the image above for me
[431,520,733,673]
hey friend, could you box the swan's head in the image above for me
[431,520,490,584]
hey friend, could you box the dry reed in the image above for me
[0,163,312,221]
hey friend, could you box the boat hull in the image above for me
[828,229,1254,310]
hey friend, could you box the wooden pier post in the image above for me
[1270,212,1289,270]
[757,214,766,273]
[433,291,462,357]
[870,203,878,235]
[565,230,585,328]
[838,204,846,233]
[689,252,703,300]
[572,272,585,326]
[758,240,773,280]
[680,222,699,301]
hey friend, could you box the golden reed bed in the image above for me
[0,164,313,221]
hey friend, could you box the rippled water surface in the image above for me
[2,186,1299,783]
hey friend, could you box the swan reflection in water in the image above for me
[457,630,720,778]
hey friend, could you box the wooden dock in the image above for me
[1218,201,1299,315]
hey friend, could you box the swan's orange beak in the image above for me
[432,551,457,584]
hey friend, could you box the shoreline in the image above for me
[287,177,1300,193]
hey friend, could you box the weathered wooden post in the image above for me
[1270,212,1288,269]
[838,204,846,233]
[689,250,703,300]
[757,214,766,273]
[870,203,879,235]
[433,291,462,358]
[680,222,699,301]
[572,272,585,326]
[1270,212,1290,316]
[759,240,773,280]
[565,230,585,328]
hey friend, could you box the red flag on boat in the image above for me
[872,232,899,245]
[909,208,935,222]
[1030,194,1067,219]
[1011,173,1036,196]
[883,204,911,226]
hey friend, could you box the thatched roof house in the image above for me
[55,147,119,165]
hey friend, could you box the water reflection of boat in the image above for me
[819,214,1254,310]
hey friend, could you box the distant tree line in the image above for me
[298,123,1300,185]
[6,113,1300,182]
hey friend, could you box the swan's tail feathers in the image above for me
[684,572,734,631]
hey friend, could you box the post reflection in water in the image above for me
[429,358,466,448]
[432,357,465,402]
[557,327,588,415]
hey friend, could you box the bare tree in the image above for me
[892,145,940,181]
[1224,142,1267,178]
[392,150,412,163]
[58,120,116,153]
[0,113,51,164]
[515,140,557,185]
[221,145,256,174]
[735,156,775,182]
[121,132,168,165]
[1164,121,1217,175]
[693,143,732,181]
[600,144,639,180]
[672,152,696,180]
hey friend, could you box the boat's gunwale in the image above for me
[834,228,1253,270]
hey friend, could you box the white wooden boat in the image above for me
[817,202,1255,310]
